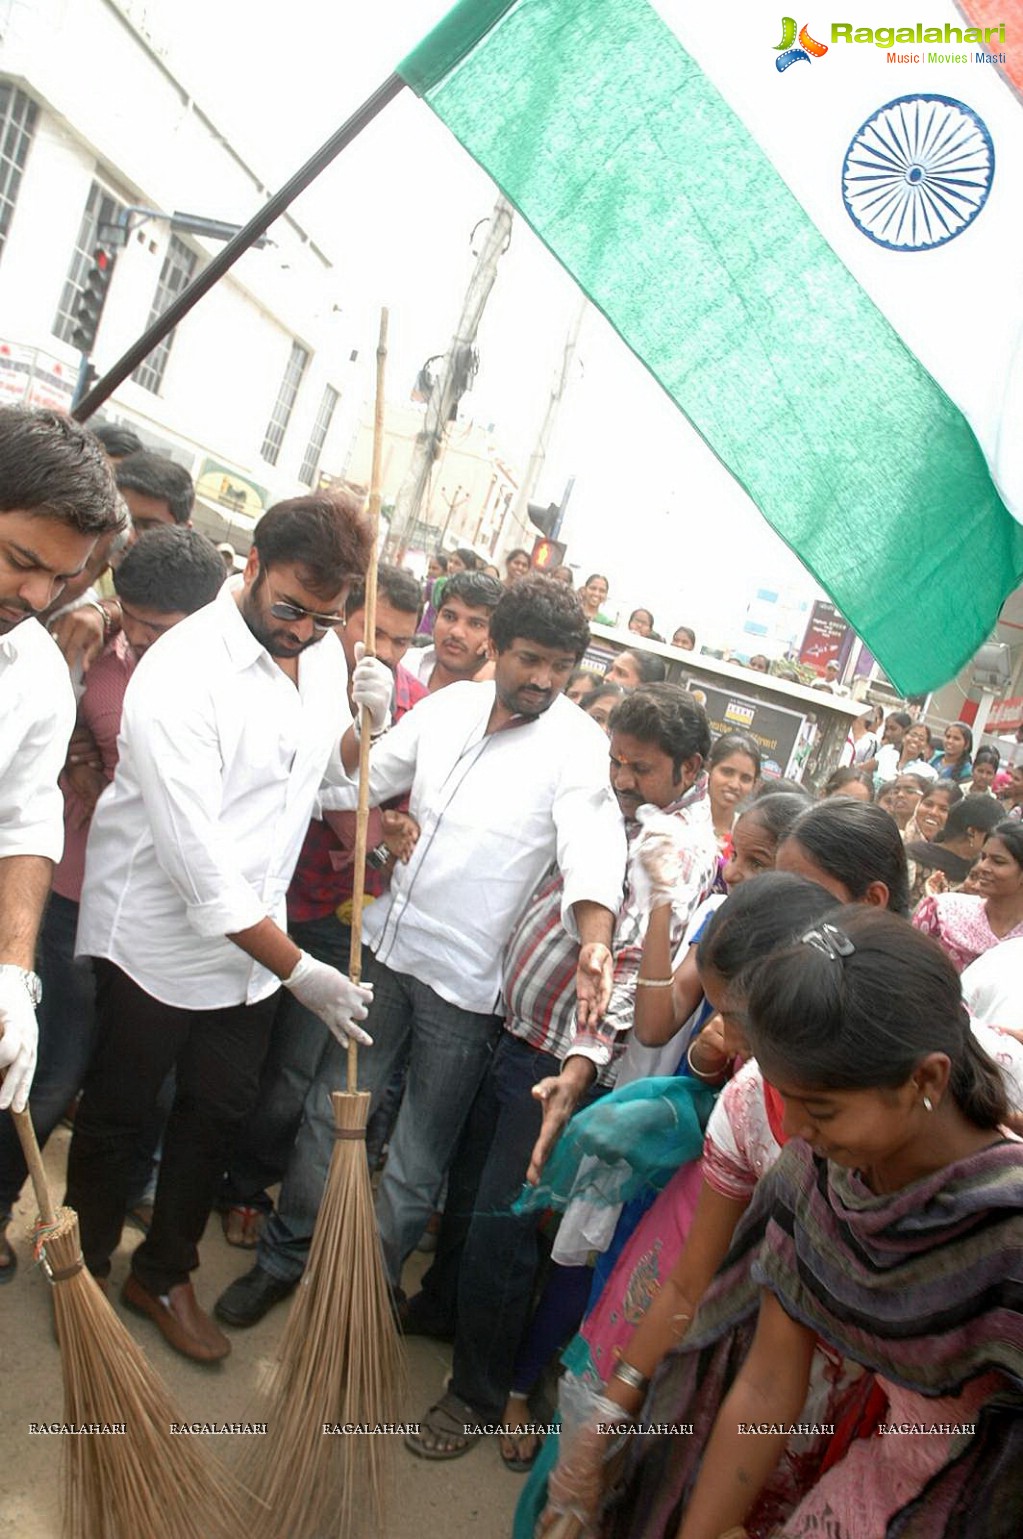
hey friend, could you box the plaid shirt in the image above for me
[287,662,427,924]
[501,777,718,1085]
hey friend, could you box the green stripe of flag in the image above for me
[398,0,1023,694]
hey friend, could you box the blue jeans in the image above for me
[0,894,97,1219]
[442,1034,604,1419]
[222,913,352,1210]
[258,952,502,1287]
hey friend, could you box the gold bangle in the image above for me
[636,977,673,989]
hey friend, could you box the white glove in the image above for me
[283,951,374,1047]
[629,804,691,914]
[0,968,40,1113]
[352,642,393,736]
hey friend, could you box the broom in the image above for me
[10,1103,249,1539]
[242,306,405,1539]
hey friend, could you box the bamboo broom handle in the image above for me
[1,1026,57,1226]
[347,306,389,1093]
[12,1108,57,1227]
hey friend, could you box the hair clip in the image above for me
[800,923,855,961]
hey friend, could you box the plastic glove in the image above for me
[630,804,691,914]
[283,951,374,1047]
[352,642,393,736]
[540,1393,636,1535]
[0,969,40,1113]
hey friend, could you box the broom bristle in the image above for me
[39,1207,251,1539]
[241,1090,406,1539]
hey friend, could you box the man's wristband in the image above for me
[636,976,673,989]
[87,598,120,641]
[352,714,388,743]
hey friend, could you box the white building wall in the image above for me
[0,0,359,501]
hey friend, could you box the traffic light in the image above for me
[531,536,567,570]
[527,500,560,538]
[70,246,116,355]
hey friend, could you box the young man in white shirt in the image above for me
[0,407,121,1282]
[217,575,627,1327]
[67,493,393,1361]
[404,568,502,691]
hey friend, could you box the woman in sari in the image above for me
[912,820,1023,970]
[606,908,1023,1539]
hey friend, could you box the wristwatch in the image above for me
[0,965,42,1006]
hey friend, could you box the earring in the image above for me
[922,1095,934,1112]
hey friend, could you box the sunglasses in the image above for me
[267,585,345,633]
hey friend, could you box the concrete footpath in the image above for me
[0,1126,524,1539]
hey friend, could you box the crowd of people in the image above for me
[3,401,1023,1538]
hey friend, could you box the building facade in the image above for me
[0,0,366,549]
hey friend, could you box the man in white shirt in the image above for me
[67,493,392,1361]
[0,413,120,1085]
[217,576,627,1326]
[403,569,502,690]
[0,409,121,1291]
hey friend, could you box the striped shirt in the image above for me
[501,778,718,1084]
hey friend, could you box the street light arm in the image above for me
[74,72,406,422]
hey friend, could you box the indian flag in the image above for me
[398,0,1023,694]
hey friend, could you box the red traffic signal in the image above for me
[70,245,116,356]
[531,537,567,570]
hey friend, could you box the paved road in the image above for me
[0,1127,523,1539]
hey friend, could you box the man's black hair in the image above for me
[92,422,144,460]
[115,451,195,525]
[489,573,590,660]
[252,490,372,600]
[607,682,711,777]
[345,562,422,618]
[441,569,504,614]
[114,526,225,614]
[0,406,121,534]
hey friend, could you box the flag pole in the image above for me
[73,74,406,422]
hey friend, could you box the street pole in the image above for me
[509,293,586,530]
[385,195,514,560]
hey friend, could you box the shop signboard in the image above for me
[684,679,809,780]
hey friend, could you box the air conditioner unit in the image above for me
[970,642,1012,692]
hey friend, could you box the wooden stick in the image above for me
[12,1106,57,1226]
[347,306,389,1092]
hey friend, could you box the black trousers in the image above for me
[66,960,278,1294]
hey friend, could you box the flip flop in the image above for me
[499,1432,541,1473]
[0,1228,17,1285]
[405,1390,481,1460]
[222,1205,266,1248]
[499,1396,542,1472]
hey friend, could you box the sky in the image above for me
[121,0,827,648]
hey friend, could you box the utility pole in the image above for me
[509,293,586,531]
[386,195,514,559]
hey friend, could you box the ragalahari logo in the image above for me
[775,17,829,70]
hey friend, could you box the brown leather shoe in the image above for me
[121,1273,231,1363]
